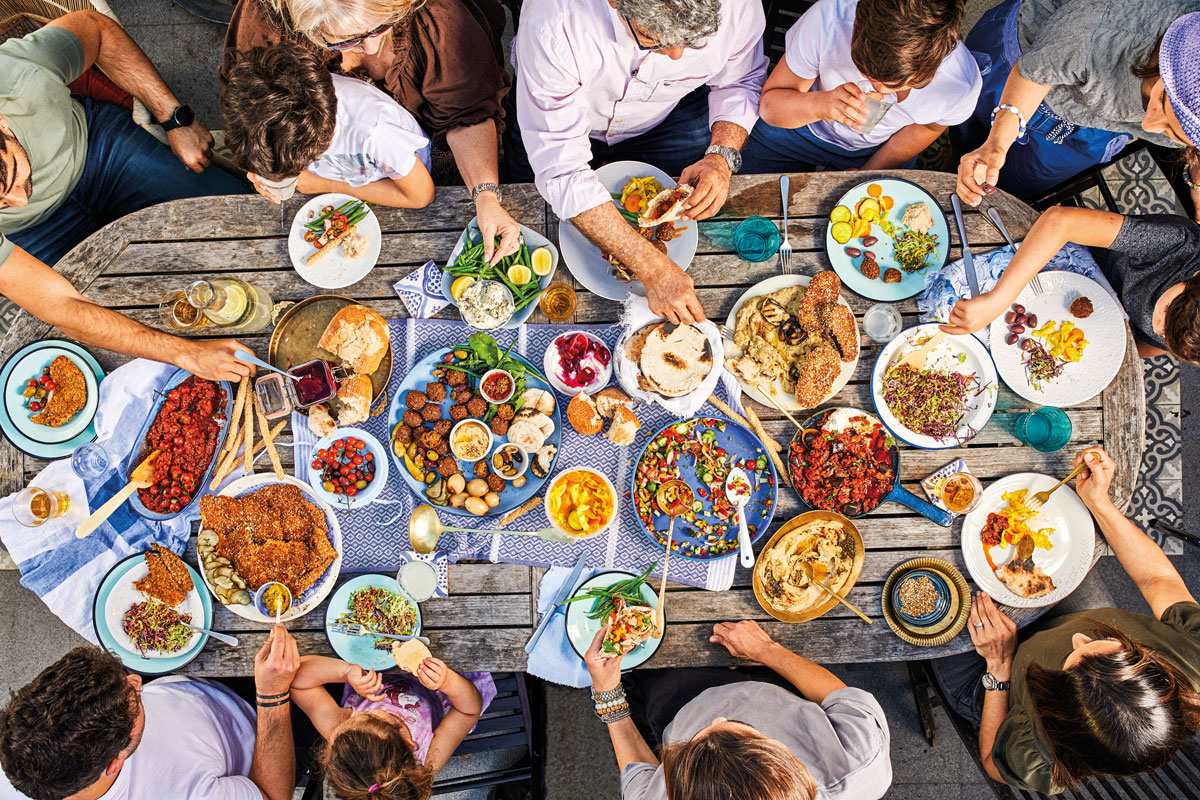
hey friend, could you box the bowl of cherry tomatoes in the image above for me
[305,427,390,509]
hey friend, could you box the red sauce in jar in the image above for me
[137,376,227,513]
[290,360,335,407]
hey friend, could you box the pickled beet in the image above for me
[1005,333,1019,345]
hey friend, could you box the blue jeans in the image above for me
[741,119,917,173]
[8,98,247,266]
[504,86,713,181]
[949,0,1131,198]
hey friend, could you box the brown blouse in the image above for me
[220,0,510,141]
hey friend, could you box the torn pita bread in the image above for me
[638,185,694,227]
[392,639,432,674]
[995,560,1056,599]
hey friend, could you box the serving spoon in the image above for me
[651,480,693,638]
[408,504,570,554]
[725,467,756,569]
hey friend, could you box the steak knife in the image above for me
[949,194,980,299]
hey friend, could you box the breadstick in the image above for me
[744,405,788,484]
[209,420,286,490]
[242,386,255,474]
[707,394,753,431]
[498,496,542,526]
[221,377,249,458]
[305,224,355,267]
[254,395,285,480]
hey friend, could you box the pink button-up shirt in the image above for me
[513,0,767,220]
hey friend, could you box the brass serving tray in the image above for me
[752,510,866,623]
[268,295,392,415]
[881,557,972,647]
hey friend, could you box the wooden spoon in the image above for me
[651,480,693,639]
[76,451,159,539]
[896,331,948,371]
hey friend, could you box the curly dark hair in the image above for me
[851,0,966,89]
[0,647,139,800]
[221,43,338,181]
[1164,272,1200,365]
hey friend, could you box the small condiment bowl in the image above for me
[480,368,515,404]
[490,443,529,481]
[458,280,514,331]
[449,419,493,463]
[254,581,293,619]
[544,330,613,396]
[890,569,952,628]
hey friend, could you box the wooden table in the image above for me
[0,171,1144,671]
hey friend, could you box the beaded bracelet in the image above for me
[991,104,1028,139]
[1183,165,1199,191]
[599,705,631,724]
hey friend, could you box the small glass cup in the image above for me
[734,216,782,262]
[862,303,902,343]
[539,283,577,323]
[855,81,897,135]
[157,291,208,331]
[397,559,438,602]
[256,174,299,202]
[1014,407,1072,452]
[12,487,71,527]
[71,442,111,480]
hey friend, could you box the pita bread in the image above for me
[995,560,1056,599]
[624,325,655,362]
[391,639,432,674]
[639,323,713,398]
[638,185,694,227]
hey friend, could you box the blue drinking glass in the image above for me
[734,217,782,262]
[1013,407,1072,452]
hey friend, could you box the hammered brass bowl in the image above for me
[752,510,865,623]
[880,557,972,647]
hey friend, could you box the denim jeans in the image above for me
[8,97,247,266]
[503,85,713,182]
[741,118,918,173]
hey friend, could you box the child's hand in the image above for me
[417,657,450,691]
[346,664,385,701]
[819,83,868,129]
[941,292,1008,335]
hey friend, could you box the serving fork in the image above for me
[779,175,793,274]
[328,622,430,644]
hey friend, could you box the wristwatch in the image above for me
[471,183,503,204]
[159,105,194,132]
[705,145,742,174]
[981,672,1010,692]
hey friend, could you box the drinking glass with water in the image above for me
[1014,407,1072,452]
[854,81,897,135]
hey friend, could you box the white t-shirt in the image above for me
[783,0,982,150]
[0,677,261,800]
[310,74,432,188]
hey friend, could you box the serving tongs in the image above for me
[76,450,159,539]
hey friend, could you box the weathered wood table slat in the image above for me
[0,171,1143,671]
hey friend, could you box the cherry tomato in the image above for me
[28,401,41,411]
[312,460,323,470]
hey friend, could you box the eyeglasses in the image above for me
[321,20,393,51]
[621,12,663,51]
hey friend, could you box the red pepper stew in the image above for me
[788,413,894,516]
[137,376,227,513]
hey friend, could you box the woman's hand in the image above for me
[816,83,868,129]
[475,193,521,267]
[1073,447,1115,511]
[969,593,1017,679]
[585,626,623,692]
[957,142,1006,206]
[346,665,385,701]
[709,620,778,662]
[940,292,1009,335]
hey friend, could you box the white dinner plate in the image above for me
[556,161,699,301]
[961,473,1095,608]
[988,272,1125,407]
[288,193,382,289]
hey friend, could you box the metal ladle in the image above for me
[408,504,569,554]
[650,480,693,638]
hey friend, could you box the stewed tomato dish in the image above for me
[138,377,227,513]
[789,412,895,516]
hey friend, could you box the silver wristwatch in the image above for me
[471,182,503,204]
[705,145,742,174]
[981,673,1010,692]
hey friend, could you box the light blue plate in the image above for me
[442,218,559,328]
[92,554,211,676]
[824,177,950,302]
[305,426,390,509]
[5,347,99,444]
[325,574,423,671]
[565,571,663,670]
[0,339,104,459]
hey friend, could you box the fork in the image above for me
[779,175,793,274]
[720,324,736,341]
[329,622,430,644]
[1025,461,1088,513]
[985,206,1044,297]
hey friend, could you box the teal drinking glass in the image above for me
[1013,407,1072,452]
[734,216,782,262]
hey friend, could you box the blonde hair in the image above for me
[266,0,425,46]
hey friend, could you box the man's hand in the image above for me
[817,83,868,129]
[175,339,255,382]
[679,155,731,221]
[254,624,301,696]
[1073,447,1115,511]
[709,620,778,662]
[940,292,1008,335]
[166,121,214,174]
[957,143,1005,206]
[417,657,450,692]
[247,172,293,204]
[968,593,1017,679]
[585,626,623,692]
[644,263,705,324]
[346,665,385,701]
[476,194,522,266]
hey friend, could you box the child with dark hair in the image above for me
[741,0,980,172]
[221,43,434,208]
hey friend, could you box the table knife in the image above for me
[524,552,588,654]
[949,194,980,299]
[1151,518,1200,550]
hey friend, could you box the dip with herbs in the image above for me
[458,280,514,330]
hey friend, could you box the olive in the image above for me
[864,250,876,260]
[1014,313,1027,326]
[1005,332,1019,345]
[1004,311,1016,324]
[1025,314,1037,328]
[1011,324,1025,334]
[1013,304,1026,315]
[862,236,878,247]
[845,247,861,258]
[1020,338,1035,351]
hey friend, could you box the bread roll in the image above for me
[605,405,641,446]
[318,304,390,374]
[307,404,337,438]
[336,374,373,426]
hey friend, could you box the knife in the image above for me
[524,552,589,654]
[949,194,980,299]
[1151,518,1200,550]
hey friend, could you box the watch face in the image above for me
[174,106,195,127]
[982,673,995,690]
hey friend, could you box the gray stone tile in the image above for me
[109,0,212,28]
[961,782,1001,800]
[882,784,967,799]
[121,22,226,130]
[0,571,89,697]
[545,685,620,799]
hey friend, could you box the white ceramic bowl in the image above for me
[542,331,614,396]
[543,468,618,540]
[449,419,493,463]
[490,443,530,481]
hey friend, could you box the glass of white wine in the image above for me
[12,487,71,527]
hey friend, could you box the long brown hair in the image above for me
[660,727,817,800]
[1164,272,1200,364]
[318,715,434,800]
[1024,621,1200,788]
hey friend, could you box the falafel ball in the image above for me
[882,268,902,284]
[436,456,458,477]
[454,387,473,404]
[433,419,452,436]
[404,390,427,411]
[496,403,515,421]
[445,369,468,387]
[420,429,443,449]
[473,460,491,478]
[486,473,506,493]
[394,424,413,445]
[402,410,423,428]
[425,382,447,402]
[448,403,468,421]
[1070,296,1093,318]
[466,396,488,419]
[489,416,510,436]
[435,439,450,456]
[420,403,442,422]
[859,258,880,281]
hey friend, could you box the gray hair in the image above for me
[613,0,721,48]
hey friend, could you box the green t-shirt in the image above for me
[993,602,1200,793]
[0,25,88,264]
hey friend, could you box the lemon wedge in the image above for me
[450,275,476,301]
[530,246,553,276]
[507,264,533,285]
